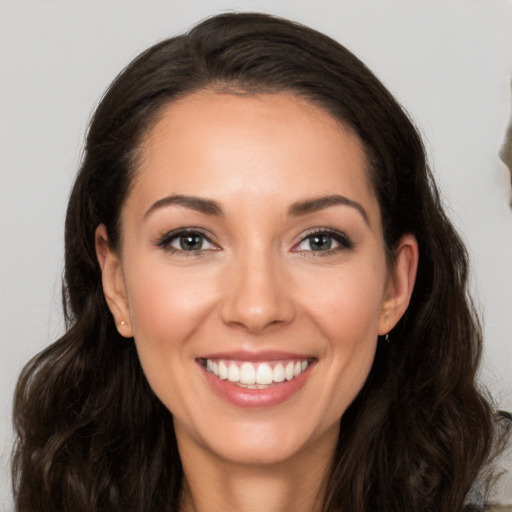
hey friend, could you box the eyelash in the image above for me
[155,227,354,256]
[291,228,354,256]
[156,228,218,256]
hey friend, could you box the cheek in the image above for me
[296,260,387,343]
[123,256,219,351]
[121,257,222,414]
[299,264,384,420]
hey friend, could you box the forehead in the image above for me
[128,91,378,222]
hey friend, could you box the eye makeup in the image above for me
[154,225,355,259]
[291,227,355,257]
[155,227,219,257]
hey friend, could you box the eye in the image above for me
[157,229,217,253]
[300,233,335,251]
[293,229,353,254]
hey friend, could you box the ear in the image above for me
[378,234,419,335]
[95,224,133,338]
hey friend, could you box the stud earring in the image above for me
[120,321,127,326]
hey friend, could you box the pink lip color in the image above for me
[198,359,314,408]
[199,350,313,362]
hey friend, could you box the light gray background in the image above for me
[1,1,511,507]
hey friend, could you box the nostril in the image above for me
[219,262,296,331]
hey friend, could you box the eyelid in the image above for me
[291,227,354,253]
[155,227,219,252]
[155,226,353,255]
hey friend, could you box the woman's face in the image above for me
[98,91,416,468]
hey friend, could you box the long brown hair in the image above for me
[12,12,508,511]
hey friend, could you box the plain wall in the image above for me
[1,0,511,507]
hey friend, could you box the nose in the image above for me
[220,249,296,333]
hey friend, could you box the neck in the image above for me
[177,430,336,512]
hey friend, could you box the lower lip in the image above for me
[199,362,314,408]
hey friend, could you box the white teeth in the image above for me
[239,362,256,385]
[227,363,240,382]
[273,363,285,383]
[256,363,274,385]
[218,361,228,380]
[205,358,311,385]
[285,361,294,381]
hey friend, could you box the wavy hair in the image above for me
[12,12,508,511]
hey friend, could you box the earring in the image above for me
[120,321,127,326]
[385,316,390,343]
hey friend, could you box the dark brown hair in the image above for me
[12,12,508,511]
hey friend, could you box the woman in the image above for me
[12,12,509,512]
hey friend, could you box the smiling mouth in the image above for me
[198,358,313,389]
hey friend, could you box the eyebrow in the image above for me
[144,193,369,225]
[288,194,370,225]
[144,194,223,219]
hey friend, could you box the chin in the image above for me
[176,411,340,469]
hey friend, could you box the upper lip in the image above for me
[198,350,314,362]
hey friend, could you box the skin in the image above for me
[96,91,418,512]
